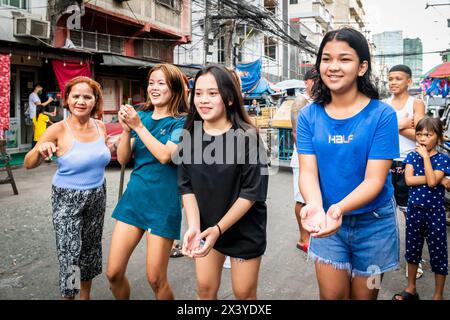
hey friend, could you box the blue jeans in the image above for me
[308,197,400,277]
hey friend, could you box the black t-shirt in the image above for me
[177,125,269,259]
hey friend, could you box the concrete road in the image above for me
[0,162,449,300]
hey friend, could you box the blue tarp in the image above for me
[236,59,274,94]
[236,59,262,92]
[250,78,274,94]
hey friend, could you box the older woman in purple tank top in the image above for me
[24,76,112,300]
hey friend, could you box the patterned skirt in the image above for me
[51,181,106,298]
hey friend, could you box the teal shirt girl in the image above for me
[112,111,185,239]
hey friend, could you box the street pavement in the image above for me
[0,162,449,300]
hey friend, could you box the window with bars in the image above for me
[135,40,166,61]
[218,36,225,64]
[264,36,277,60]
[156,0,181,12]
[1,0,28,9]
[69,30,124,54]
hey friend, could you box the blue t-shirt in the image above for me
[296,99,400,215]
[403,151,450,208]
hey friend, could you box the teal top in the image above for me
[112,111,185,239]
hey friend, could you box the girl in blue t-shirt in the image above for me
[393,117,449,300]
[106,64,187,300]
[297,28,400,300]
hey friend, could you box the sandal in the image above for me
[296,242,308,253]
[392,290,420,301]
[170,243,183,258]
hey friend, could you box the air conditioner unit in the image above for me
[14,17,50,40]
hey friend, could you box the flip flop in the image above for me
[296,242,308,253]
[392,290,420,301]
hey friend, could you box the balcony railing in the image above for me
[349,0,365,27]
[70,29,124,55]
[312,2,332,26]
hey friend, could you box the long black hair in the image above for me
[184,64,255,132]
[312,27,379,106]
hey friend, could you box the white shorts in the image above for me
[292,167,305,204]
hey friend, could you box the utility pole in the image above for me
[218,0,235,68]
[204,0,211,65]
[223,19,235,68]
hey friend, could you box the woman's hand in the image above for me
[300,204,326,234]
[311,204,343,238]
[37,141,58,159]
[190,226,221,258]
[119,104,142,130]
[181,227,201,258]
[416,144,429,159]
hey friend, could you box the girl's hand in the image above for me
[181,227,201,258]
[312,204,343,238]
[300,204,326,234]
[117,106,131,132]
[38,141,58,159]
[119,104,142,130]
[416,144,429,159]
[191,226,221,258]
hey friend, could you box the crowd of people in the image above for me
[23,27,448,300]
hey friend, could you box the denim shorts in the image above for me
[308,197,400,277]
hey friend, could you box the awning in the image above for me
[100,54,201,77]
[101,54,156,68]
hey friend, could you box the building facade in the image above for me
[326,0,365,32]
[372,30,403,95]
[174,0,305,83]
[404,37,423,88]
[0,0,192,152]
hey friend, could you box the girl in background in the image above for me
[393,117,448,300]
[32,105,56,161]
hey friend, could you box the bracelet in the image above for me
[216,224,222,237]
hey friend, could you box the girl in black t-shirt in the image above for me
[178,65,269,299]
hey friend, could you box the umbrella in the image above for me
[422,62,450,79]
[272,79,306,91]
